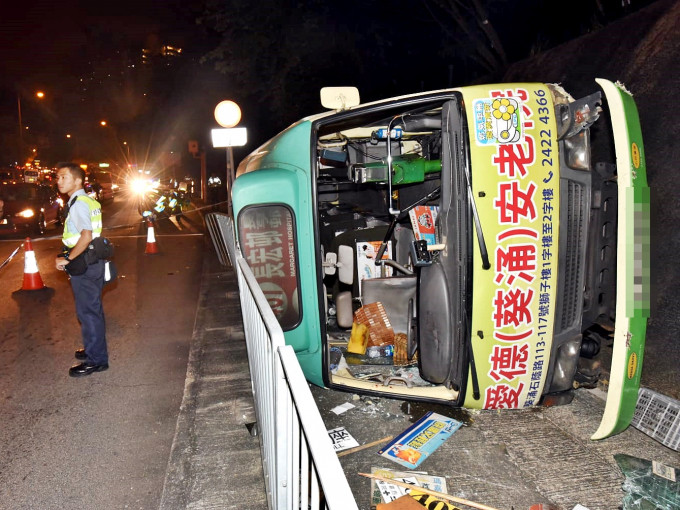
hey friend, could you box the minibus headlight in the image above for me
[563,130,591,171]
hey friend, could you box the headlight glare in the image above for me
[132,179,148,194]
[17,209,35,218]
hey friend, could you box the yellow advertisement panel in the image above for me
[460,84,559,409]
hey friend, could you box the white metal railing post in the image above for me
[274,349,291,510]
[278,346,359,509]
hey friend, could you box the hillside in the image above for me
[504,0,680,398]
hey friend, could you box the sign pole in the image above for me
[228,147,235,217]
[213,100,245,218]
[200,150,207,201]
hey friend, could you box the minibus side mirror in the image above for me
[322,246,354,285]
[337,245,354,285]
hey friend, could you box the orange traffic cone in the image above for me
[22,238,45,290]
[145,218,159,254]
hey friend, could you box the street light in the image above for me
[213,100,244,217]
[214,100,241,128]
[17,90,45,163]
[98,121,131,173]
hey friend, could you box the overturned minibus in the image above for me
[228,79,649,439]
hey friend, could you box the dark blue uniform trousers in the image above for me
[70,259,108,365]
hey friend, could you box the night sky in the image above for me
[0,0,654,173]
[1,0,213,170]
[3,2,178,83]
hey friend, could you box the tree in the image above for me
[422,0,508,76]
[199,0,369,130]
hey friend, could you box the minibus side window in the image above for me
[238,205,301,330]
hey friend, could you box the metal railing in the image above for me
[206,213,359,510]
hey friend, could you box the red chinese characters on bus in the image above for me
[239,205,300,329]
[483,86,555,409]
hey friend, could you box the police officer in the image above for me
[55,163,109,377]
[207,172,221,205]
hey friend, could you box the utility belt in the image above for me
[59,237,114,276]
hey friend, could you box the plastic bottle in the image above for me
[366,345,394,358]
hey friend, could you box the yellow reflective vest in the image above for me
[62,195,103,248]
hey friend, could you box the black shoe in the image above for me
[69,362,109,377]
[75,349,87,360]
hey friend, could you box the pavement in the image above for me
[159,241,267,510]
[159,239,679,510]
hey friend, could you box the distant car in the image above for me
[41,171,57,185]
[88,171,115,201]
[83,182,104,201]
[22,169,39,184]
[0,169,19,185]
[0,183,63,235]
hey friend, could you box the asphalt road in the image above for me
[0,192,207,509]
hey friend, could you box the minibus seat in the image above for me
[362,275,417,346]
[328,223,417,328]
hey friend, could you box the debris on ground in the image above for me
[614,453,679,509]
[369,467,447,506]
[631,388,680,451]
[328,426,360,452]
[378,412,462,469]
[330,402,355,415]
[376,494,429,509]
[361,472,498,510]
[337,436,394,458]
